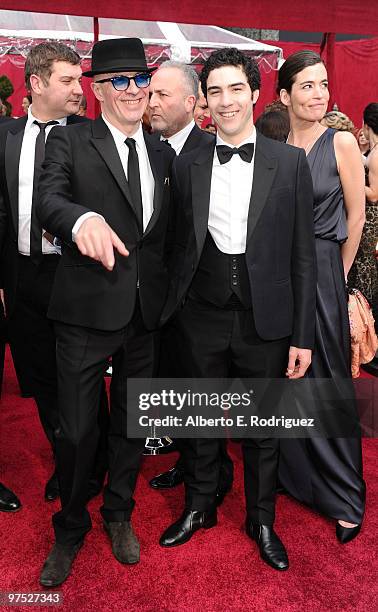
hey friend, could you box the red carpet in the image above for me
[0,347,377,612]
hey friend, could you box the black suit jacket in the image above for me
[37,116,175,332]
[0,114,87,315]
[180,123,214,154]
[164,131,317,349]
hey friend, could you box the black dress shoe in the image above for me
[103,520,140,564]
[215,484,232,507]
[0,482,21,512]
[45,471,59,502]
[336,522,361,544]
[160,509,217,547]
[246,523,289,571]
[40,541,83,587]
[149,466,184,489]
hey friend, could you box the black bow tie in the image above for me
[216,143,254,164]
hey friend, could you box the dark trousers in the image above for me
[173,298,289,524]
[52,304,158,545]
[6,255,109,472]
[7,255,60,446]
[159,322,234,489]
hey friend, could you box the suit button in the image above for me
[191,263,195,271]
[232,281,237,286]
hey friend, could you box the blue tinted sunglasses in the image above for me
[96,73,151,91]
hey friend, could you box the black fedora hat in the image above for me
[83,38,154,77]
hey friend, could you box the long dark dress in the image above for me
[279,129,366,524]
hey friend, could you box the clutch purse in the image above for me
[348,288,378,378]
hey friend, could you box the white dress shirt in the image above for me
[72,117,155,239]
[161,120,195,155]
[208,128,256,254]
[18,105,66,255]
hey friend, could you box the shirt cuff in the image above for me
[72,212,105,242]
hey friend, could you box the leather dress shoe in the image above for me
[336,522,361,544]
[0,482,21,512]
[149,466,184,489]
[103,520,140,564]
[246,523,289,571]
[40,541,83,587]
[160,509,217,547]
[45,471,59,502]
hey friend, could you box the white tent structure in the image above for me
[0,10,283,71]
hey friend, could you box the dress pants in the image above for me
[173,298,290,525]
[159,322,234,489]
[7,255,60,446]
[52,303,158,545]
[6,255,109,469]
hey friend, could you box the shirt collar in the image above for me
[214,126,256,165]
[102,114,145,150]
[161,119,195,154]
[26,105,67,130]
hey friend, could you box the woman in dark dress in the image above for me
[277,51,366,543]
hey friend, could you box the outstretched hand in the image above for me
[75,217,129,271]
[286,346,312,379]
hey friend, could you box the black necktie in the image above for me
[216,143,254,165]
[125,138,143,231]
[30,120,58,263]
[162,139,172,147]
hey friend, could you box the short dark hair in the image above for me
[363,102,378,135]
[255,109,290,142]
[25,42,80,90]
[200,48,261,98]
[277,50,325,95]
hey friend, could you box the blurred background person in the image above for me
[21,94,32,114]
[76,94,87,117]
[255,109,290,142]
[203,123,216,134]
[193,82,211,129]
[349,102,378,328]
[278,50,366,544]
[321,110,354,132]
[355,127,370,158]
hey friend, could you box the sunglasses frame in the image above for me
[96,73,152,91]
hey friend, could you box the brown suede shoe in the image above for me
[40,541,83,587]
[103,520,140,564]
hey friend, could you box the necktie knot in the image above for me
[216,143,254,165]
[34,120,59,133]
[125,137,137,151]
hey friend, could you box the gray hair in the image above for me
[158,61,199,100]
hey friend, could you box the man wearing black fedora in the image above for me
[37,38,175,586]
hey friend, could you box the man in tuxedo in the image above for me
[37,38,175,586]
[0,42,103,504]
[159,48,316,571]
[148,61,234,503]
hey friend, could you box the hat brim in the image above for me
[83,65,156,77]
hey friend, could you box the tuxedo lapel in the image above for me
[190,140,215,256]
[90,117,135,215]
[181,125,200,155]
[143,132,166,237]
[5,118,26,235]
[247,133,278,244]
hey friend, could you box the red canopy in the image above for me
[0,0,377,36]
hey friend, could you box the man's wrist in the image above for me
[72,212,105,242]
